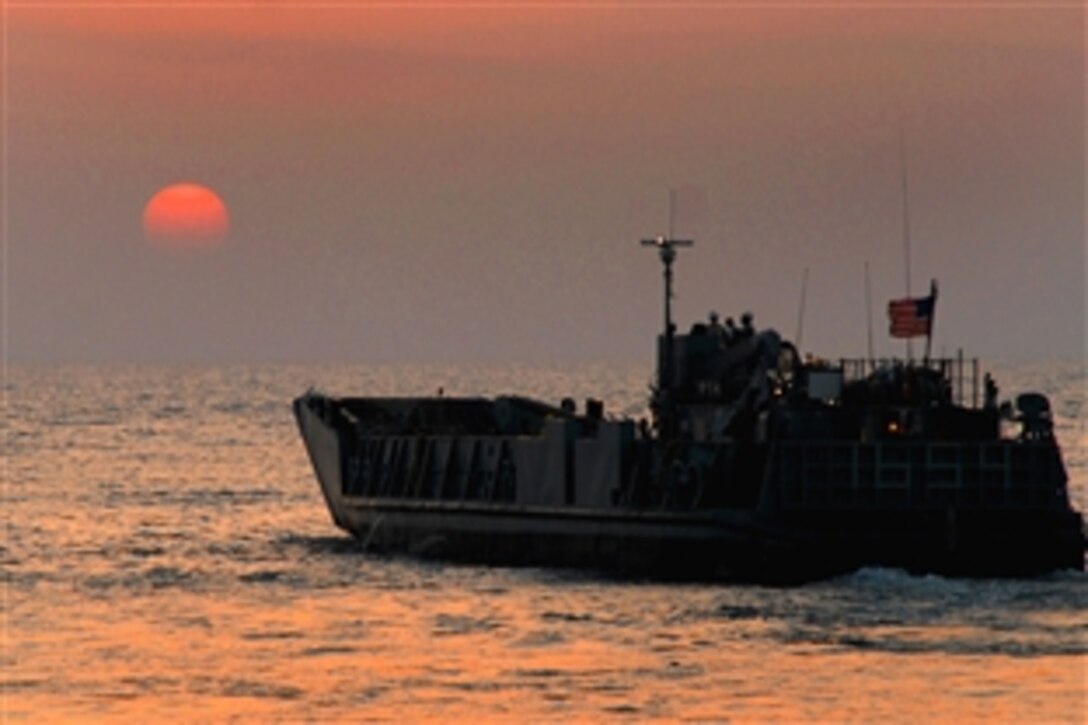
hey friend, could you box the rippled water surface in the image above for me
[3,362,1085,720]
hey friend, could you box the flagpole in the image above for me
[924,279,937,363]
[865,261,874,366]
[899,127,913,361]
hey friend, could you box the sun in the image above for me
[143,183,229,249]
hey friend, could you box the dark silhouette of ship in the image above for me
[294,235,1084,581]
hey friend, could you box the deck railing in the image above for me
[838,354,981,409]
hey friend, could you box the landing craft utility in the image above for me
[294,235,1084,581]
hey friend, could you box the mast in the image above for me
[641,233,693,437]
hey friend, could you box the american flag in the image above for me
[887,290,935,339]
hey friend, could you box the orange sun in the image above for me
[143,183,229,249]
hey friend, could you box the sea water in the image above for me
[3,362,1085,721]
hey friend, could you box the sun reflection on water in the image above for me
[3,363,1086,721]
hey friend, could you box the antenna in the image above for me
[899,126,913,360]
[668,187,676,239]
[865,261,874,363]
[795,266,809,349]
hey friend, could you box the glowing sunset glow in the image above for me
[8,7,1084,360]
[143,183,229,249]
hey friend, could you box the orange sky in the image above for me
[6,3,1084,362]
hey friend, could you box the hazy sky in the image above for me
[6,2,1085,364]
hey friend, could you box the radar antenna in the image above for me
[641,235,694,347]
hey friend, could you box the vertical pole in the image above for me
[865,261,874,368]
[663,249,673,392]
[899,127,913,361]
[972,357,979,409]
[668,187,676,240]
[795,267,809,349]
[924,279,937,364]
[661,248,674,439]
[664,255,671,336]
[641,232,692,441]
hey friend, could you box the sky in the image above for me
[4,1,1085,364]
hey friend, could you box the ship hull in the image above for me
[327,499,818,580]
[307,498,1084,582]
[295,394,1084,582]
